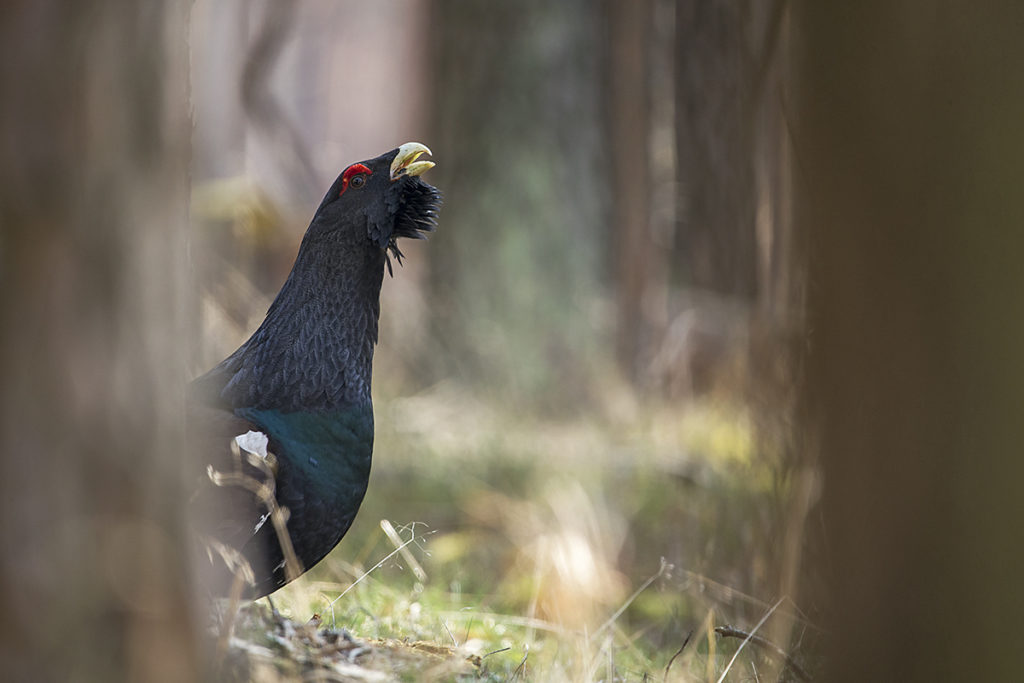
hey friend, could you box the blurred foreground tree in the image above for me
[0,3,198,682]
[796,3,1024,680]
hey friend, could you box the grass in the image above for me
[215,384,819,681]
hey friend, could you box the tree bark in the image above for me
[0,2,198,681]
[796,3,1024,680]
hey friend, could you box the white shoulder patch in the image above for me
[235,430,269,458]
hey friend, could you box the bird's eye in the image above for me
[338,163,372,197]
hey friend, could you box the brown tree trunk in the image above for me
[675,0,758,301]
[796,3,1024,680]
[608,0,654,381]
[0,2,198,681]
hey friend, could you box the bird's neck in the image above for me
[221,238,387,412]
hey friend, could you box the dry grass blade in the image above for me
[594,557,672,639]
[436,611,567,636]
[326,522,435,625]
[662,629,692,682]
[441,619,457,646]
[510,645,529,681]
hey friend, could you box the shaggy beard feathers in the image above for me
[386,180,442,276]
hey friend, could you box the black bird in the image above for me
[189,143,440,598]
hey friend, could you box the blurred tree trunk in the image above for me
[675,0,758,301]
[0,3,198,682]
[637,1,795,400]
[607,0,655,381]
[796,3,1024,680]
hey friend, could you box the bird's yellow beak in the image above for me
[390,142,435,180]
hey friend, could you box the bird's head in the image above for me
[313,142,441,273]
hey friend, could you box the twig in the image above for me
[715,597,783,683]
[214,568,248,668]
[380,519,427,582]
[715,624,811,682]
[663,629,693,682]
[208,441,304,583]
[268,500,302,583]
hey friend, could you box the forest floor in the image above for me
[213,386,820,681]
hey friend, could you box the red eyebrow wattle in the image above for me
[339,163,372,196]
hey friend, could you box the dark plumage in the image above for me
[189,143,440,598]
